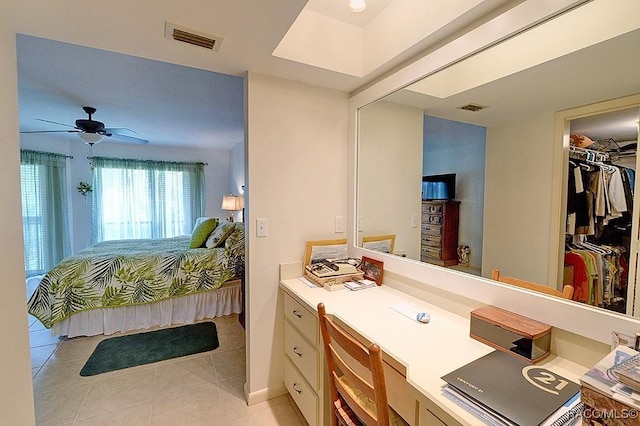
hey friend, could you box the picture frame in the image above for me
[304,238,347,267]
[361,256,384,286]
[362,234,396,254]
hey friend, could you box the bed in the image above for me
[27,220,244,337]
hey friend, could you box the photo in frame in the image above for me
[303,239,347,267]
[360,256,384,286]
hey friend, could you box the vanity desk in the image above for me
[279,263,588,426]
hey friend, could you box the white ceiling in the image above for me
[10,0,515,149]
[305,0,397,27]
[385,25,640,143]
[17,35,246,150]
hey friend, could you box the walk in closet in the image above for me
[565,107,639,314]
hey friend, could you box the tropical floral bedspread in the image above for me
[28,224,244,328]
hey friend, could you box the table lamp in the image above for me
[221,194,243,222]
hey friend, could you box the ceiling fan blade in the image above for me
[30,108,147,144]
[105,133,149,144]
[20,130,79,134]
[104,127,137,136]
[35,118,77,129]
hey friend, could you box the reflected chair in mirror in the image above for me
[491,269,574,300]
[362,234,396,255]
[318,302,408,426]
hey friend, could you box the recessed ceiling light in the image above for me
[349,0,366,13]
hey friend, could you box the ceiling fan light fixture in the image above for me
[348,0,366,13]
[78,132,103,144]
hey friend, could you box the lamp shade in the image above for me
[221,194,243,211]
[79,132,103,144]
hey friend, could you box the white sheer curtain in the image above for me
[20,150,71,277]
[91,157,205,243]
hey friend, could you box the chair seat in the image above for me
[337,376,409,426]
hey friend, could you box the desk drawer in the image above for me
[285,358,318,426]
[284,293,318,345]
[419,408,447,426]
[284,321,319,390]
[422,214,443,225]
[422,203,444,215]
[421,223,441,236]
[421,235,441,248]
[421,246,441,259]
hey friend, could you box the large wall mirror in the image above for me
[356,0,640,320]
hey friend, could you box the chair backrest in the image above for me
[318,302,389,426]
[491,268,574,300]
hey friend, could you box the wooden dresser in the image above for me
[420,200,460,266]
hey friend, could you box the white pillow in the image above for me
[205,222,236,248]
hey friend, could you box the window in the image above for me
[91,157,204,242]
[20,150,70,277]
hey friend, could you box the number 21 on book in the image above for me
[523,366,570,395]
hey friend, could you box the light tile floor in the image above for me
[29,311,307,426]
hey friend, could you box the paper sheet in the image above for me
[299,277,320,288]
[389,302,430,322]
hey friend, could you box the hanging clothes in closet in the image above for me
[565,145,634,313]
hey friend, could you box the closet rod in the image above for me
[569,146,610,162]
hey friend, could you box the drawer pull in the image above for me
[292,310,302,318]
[293,383,303,394]
[293,347,303,357]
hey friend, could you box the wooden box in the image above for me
[470,305,551,362]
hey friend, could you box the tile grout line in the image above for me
[71,378,93,425]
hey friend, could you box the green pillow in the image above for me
[190,218,219,248]
[205,222,236,248]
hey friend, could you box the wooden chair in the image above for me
[318,303,407,426]
[491,268,574,300]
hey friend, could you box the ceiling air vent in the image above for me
[458,103,487,112]
[165,22,223,52]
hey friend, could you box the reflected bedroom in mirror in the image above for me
[356,5,640,317]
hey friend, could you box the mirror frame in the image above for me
[347,0,640,345]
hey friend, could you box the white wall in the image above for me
[20,135,235,253]
[358,101,423,259]
[483,111,556,284]
[0,19,37,425]
[245,73,348,402]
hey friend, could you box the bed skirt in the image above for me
[51,279,242,338]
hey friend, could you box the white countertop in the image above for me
[280,277,588,425]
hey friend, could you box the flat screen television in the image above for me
[422,173,456,200]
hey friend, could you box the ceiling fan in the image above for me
[21,106,149,145]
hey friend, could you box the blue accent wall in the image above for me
[423,115,486,270]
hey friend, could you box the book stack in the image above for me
[579,345,640,425]
[441,350,581,425]
[343,279,376,291]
